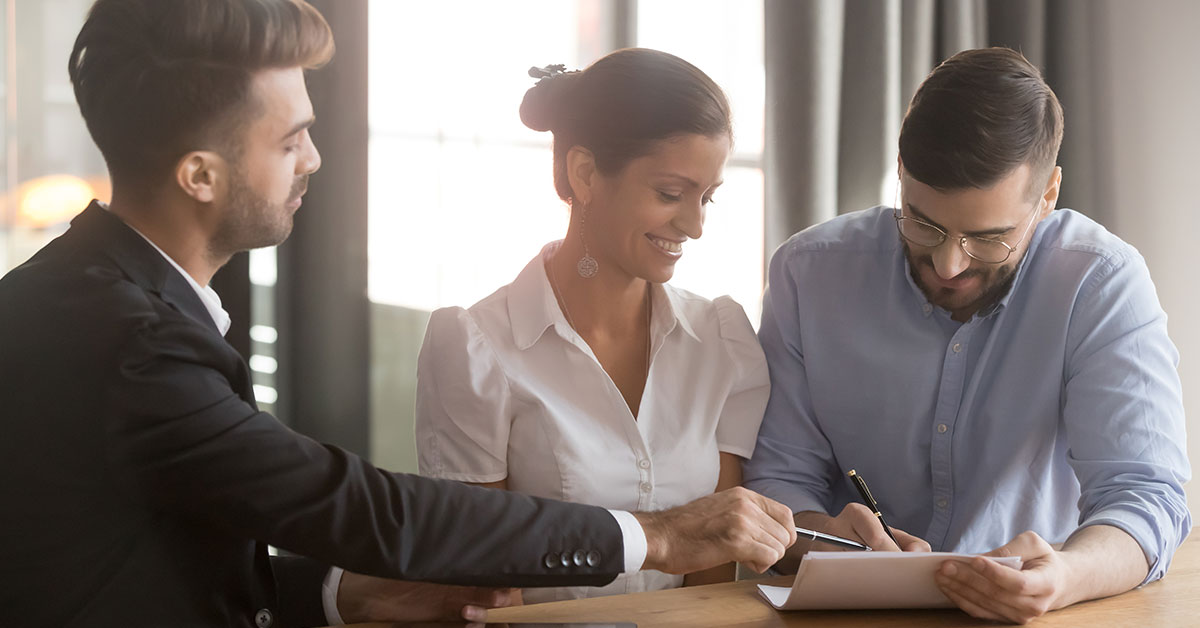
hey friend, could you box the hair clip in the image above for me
[528,64,569,81]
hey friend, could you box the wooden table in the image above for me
[347,532,1198,627]
[482,533,1200,627]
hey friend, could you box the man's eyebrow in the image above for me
[281,116,315,142]
[906,202,1015,238]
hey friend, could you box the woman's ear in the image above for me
[565,146,597,207]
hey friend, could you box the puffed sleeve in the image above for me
[713,296,770,459]
[415,307,513,483]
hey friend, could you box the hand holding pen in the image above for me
[789,470,932,556]
[847,469,901,548]
[826,469,930,552]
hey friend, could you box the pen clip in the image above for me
[848,469,878,508]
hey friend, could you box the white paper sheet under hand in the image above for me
[758,551,1024,610]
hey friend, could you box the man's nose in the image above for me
[931,239,971,279]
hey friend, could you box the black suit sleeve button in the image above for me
[543,552,558,569]
[559,551,572,567]
[254,608,273,628]
[586,550,601,567]
[573,550,587,566]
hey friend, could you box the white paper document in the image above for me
[758,551,1024,610]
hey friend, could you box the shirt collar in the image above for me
[103,205,232,336]
[507,241,700,351]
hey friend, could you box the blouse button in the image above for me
[639,482,652,493]
[638,459,650,469]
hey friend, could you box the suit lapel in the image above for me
[68,203,259,407]
[69,202,220,335]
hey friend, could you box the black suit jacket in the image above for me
[0,203,623,627]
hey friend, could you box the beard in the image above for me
[210,170,307,258]
[903,242,1019,319]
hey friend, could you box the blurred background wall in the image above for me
[2,0,1196,516]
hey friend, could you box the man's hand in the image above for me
[798,504,930,552]
[935,531,1068,624]
[935,526,1149,625]
[337,571,521,623]
[635,487,797,574]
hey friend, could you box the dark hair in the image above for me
[69,0,334,188]
[520,48,732,202]
[898,47,1064,196]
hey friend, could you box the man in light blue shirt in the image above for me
[744,47,1190,623]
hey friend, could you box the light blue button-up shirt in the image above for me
[743,206,1190,582]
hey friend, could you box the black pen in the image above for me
[794,526,872,551]
[847,469,901,548]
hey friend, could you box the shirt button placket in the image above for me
[636,453,653,509]
[928,325,972,547]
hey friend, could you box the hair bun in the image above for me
[519,67,578,133]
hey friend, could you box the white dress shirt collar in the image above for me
[507,241,700,351]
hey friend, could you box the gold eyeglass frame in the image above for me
[892,201,1042,264]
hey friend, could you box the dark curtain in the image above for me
[275,0,371,456]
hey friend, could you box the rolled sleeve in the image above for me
[1063,250,1191,583]
[742,245,839,515]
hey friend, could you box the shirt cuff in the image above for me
[321,566,345,626]
[608,509,647,573]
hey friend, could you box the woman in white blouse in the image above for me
[415,48,769,603]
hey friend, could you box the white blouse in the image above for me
[415,243,769,603]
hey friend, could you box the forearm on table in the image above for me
[1056,524,1150,606]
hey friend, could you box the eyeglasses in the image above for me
[893,202,1041,264]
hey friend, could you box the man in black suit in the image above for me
[0,1,796,626]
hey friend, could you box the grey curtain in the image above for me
[764,0,1109,253]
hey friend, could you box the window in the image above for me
[368,0,603,311]
[0,0,109,276]
[637,0,765,324]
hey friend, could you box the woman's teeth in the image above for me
[650,237,683,253]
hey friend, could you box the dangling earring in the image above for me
[576,202,598,278]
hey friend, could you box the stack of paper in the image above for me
[758,551,1024,610]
